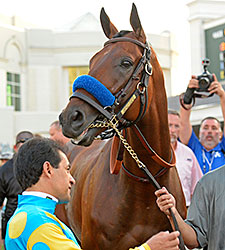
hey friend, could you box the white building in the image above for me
[0,12,176,146]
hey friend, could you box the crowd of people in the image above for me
[0,72,225,249]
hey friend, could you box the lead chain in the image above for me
[89,116,146,169]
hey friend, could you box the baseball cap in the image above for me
[16,131,34,145]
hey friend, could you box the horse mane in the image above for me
[113,30,131,38]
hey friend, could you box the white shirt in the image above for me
[22,191,58,202]
[175,141,203,206]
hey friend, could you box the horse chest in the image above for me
[82,218,167,250]
[81,193,171,249]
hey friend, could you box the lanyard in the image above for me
[202,150,215,174]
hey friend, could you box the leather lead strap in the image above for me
[140,166,185,250]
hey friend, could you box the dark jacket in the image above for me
[0,158,22,238]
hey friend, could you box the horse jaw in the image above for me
[70,127,101,147]
[61,120,102,147]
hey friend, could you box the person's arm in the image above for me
[208,74,225,136]
[179,106,192,145]
[130,231,180,250]
[179,76,198,145]
[24,222,81,250]
[155,187,199,249]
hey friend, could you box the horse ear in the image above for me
[130,3,146,43]
[100,8,118,39]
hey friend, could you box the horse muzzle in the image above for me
[59,107,103,146]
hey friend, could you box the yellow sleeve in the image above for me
[129,243,151,250]
[27,223,81,249]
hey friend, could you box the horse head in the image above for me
[60,3,164,147]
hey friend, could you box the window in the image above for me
[6,72,21,111]
[67,66,89,95]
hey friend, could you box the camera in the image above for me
[196,58,214,92]
[182,58,215,104]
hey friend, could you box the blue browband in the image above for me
[72,75,115,107]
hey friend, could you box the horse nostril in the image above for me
[71,112,78,121]
[71,111,84,123]
[71,115,76,121]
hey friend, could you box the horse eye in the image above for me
[121,59,133,68]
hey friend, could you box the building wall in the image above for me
[0,14,177,146]
[188,0,225,74]
[1,1,225,145]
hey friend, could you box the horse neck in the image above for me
[123,80,171,178]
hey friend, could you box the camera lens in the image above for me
[199,77,210,89]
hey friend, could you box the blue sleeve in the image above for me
[187,130,202,153]
[220,134,225,151]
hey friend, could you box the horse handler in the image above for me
[5,137,180,250]
[156,173,225,250]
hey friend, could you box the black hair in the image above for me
[14,137,65,191]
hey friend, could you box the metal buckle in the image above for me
[145,62,153,75]
[137,82,145,94]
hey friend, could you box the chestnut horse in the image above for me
[59,4,186,250]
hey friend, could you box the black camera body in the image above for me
[196,58,214,92]
[183,58,215,104]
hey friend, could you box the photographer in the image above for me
[179,73,225,174]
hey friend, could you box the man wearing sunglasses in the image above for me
[0,131,33,249]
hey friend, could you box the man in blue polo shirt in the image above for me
[179,74,225,174]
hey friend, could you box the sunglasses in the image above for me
[16,138,31,145]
